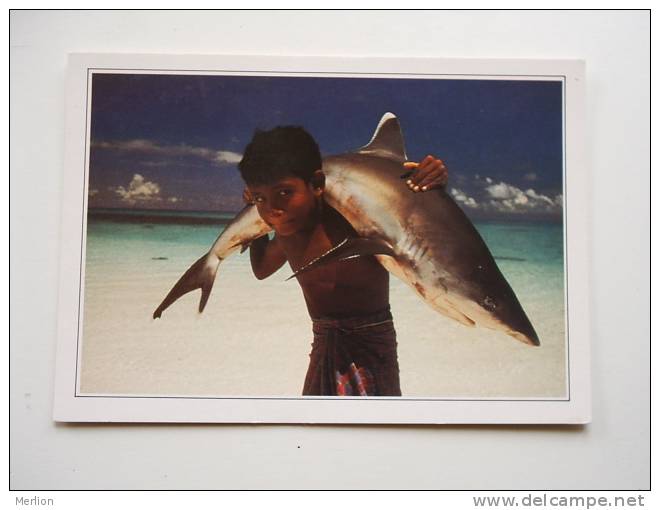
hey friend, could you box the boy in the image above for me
[238,126,447,396]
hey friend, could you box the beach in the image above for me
[79,210,567,399]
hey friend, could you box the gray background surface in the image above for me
[10,10,650,489]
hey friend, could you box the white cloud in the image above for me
[215,151,243,164]
[450,188,479,209]
[484,180,562,214]
[92,139,243,167]
[524,188,554,206]
[454,175,562,216]
[111,174,183,206]
[112,174,165,205]
[486,182,518,200]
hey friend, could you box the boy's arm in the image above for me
[403,155,448,192]
[249,234,287,280]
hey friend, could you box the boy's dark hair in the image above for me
[238,126,322,186]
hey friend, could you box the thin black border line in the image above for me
[74,394,571,402]
[563,76,571,402]
[87,67,568,79]
[649,9,652,490]
[72,66,572,405]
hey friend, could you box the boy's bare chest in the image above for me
[282,220,385,286]
[280,221,343,272]
[276,210,389,315]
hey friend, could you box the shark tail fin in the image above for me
[153,252,221,319]
[287,237,395,281]
[357,112,407,162]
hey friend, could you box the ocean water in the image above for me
[81,208,566,397]
[85,209,564,303]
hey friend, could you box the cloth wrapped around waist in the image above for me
[302,307,401,397]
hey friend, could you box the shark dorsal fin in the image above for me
[357,112,408,162]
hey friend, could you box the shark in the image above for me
[153,113,540,346]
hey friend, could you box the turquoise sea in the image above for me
[85,207,565,304]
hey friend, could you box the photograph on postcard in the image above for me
[77,70,566,400]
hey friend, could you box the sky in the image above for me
[88,72,564,220]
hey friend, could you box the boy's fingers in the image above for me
[412,160,441,187]
[421,154,435,167]
[406,161,428,185]
[418,163,448,191]
[402,161,419,190]
[412,170,433,189]
[403,157,447,191]
[417,172,442,190]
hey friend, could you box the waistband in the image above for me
[311,306,393,331]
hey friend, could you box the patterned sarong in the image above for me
[302,307,401,396]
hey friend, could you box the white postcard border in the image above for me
[53,53,589,424]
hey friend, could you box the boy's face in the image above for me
[247,172,324,237]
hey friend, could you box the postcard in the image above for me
[53,53,589,423]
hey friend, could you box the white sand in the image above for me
[80,251,567,398]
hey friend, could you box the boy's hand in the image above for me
[243,187,254,205]
[401,155,448,192]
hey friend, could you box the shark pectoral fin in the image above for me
[287,237,395,281]
[153,252,220,319]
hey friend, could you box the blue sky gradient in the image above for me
[88,73,564,219]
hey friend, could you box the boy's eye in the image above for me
[278,189,292,197]
[253,196,265,203]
